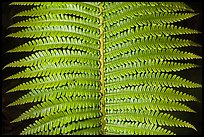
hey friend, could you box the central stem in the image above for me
[99,2,105,135]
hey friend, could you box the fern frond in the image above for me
[7,37,99,53]
[103,2,158,11]
[105,60,198,79]
[105,99,195,112]
[9,2,52,6]
[17,108,100,135]
[105,4,193,26]
[7,73,100,93]
[107,13,198,35]
[8,14,98,33]
[6,26,99,43]
[104,2,193,15]
[105,36,201,55]
[104,2,161,16]
[21,117,100,135]
[106,110,196,131]
[105,49,201,68]
[105,121,175,135]
[4,2,202,135]
[3,49,99,69]
[105,85,198,102]
[8,85,100,106]
[106,72,202,89]
[12,4,98,22]
[5,62,99,80]
[11,98,99,123]
[10,2,99,12]
[37,126,101,135]
[105,25,200,43]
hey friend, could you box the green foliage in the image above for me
[106,110,196,130]
[3,2,202,135]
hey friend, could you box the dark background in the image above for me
[1,2,203,135]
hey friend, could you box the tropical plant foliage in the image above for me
[3,2,202,135]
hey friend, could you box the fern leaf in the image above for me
[6,26,99,43]
[8,85,100,106]
[10,2,99,12]
[3,2,202,135]
[105,36,201,55]
[12,4,98,21]
[3,49,99,69]
[17,109,100,134]
[8,14,98,33]
[105,25,200,44]
[106,110,196,131]
[104,2,162,16]
[7,74,99,93]
[103,2,159,11]
[10,2,98,10]
[36,126,101,135]
[105,49,201,69]
[9,2,52,6]
[21,118,100,135]
[105,60,198,79]
[106,72,202,89]
[11,98,99,123]
[107,13,198,34]
[106,99,195,112]
[105,85,198,102]
[7,37,99,53]
[105,121,175,135]
[5,62,99,80]
[105,4,193,26]
[104,2,193,15]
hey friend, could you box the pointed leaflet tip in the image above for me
[7,25,14,29]
[9,2,15,6]
[2,66,7,70]
[2,63,11,70]
[5,34,12,38]
[6,103,13,107]
[6,87,17,93]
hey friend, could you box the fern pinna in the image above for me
[3,2,202,135]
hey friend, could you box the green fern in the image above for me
[3,2,202,135]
